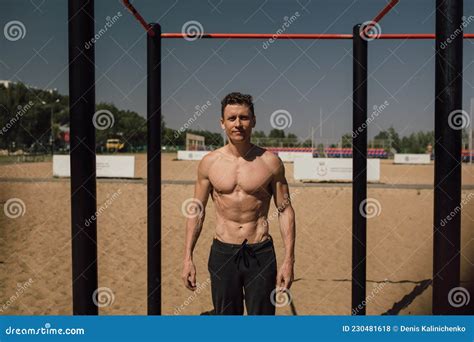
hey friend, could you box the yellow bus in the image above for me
[106,139,125,152]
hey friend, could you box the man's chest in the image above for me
[208,158,273,194]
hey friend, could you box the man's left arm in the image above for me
[270,157,296,291]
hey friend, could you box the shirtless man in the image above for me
[181,92,296,315]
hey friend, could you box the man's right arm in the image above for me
[182,155,213,290]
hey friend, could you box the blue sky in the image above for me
[1,0,474,144]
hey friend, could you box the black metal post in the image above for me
[147,23,162,315]
[68,0,98,315]
[352,24,368,315]
[433,0,463,315]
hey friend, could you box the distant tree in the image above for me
[400,130,434,153]
[373,130,389,149]
[252,130,266,138]
[387,126,401,152]
[269,129,285,139]
[94,103,147,152]
[372,126,401,152]
[286,133,298,147]
[251,130,267,146]
[341,133,352,148]
[268,129,285,147]
[0,82,149,152]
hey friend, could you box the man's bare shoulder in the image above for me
[254,146,284,175]
[198,149,225,174]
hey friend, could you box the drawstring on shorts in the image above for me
[234,239,261,270]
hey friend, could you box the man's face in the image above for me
[220,104,256,143]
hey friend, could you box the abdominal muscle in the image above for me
[212,189,272,244]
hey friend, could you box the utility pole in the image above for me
[50,105,53,155]
[470,97,473,164]
[45,98,60,156]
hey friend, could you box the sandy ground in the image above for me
[0,153,473,315]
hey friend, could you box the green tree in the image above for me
[286,133,298,147]
[387,126,401,152]
[94,103,147,152]
[269,129,285,147]
[372,130,389,148]
[341,133,352,148]
[269,129,285,139]
[251,130,267,146]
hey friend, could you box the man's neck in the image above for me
[226,141,254,158]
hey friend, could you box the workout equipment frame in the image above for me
[68,0,467,315]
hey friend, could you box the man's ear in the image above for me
[220,117,225,130]
[251,115,256,128]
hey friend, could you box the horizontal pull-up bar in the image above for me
[160,33,474,39]
[162,33,352,39]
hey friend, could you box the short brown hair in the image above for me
[221,92,255,118]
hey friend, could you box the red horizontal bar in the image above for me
[379,33,474,39]
[161,33,474,39]
[379,34,437,39]
[162,33,353,39]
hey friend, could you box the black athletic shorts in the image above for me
[207,236,277,315]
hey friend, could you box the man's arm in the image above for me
[182,155,212,291]
[270,156,296,291]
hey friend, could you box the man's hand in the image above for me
[276,260,294,291]
[182,259,197,291]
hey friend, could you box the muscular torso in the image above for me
[207,147,274,244]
